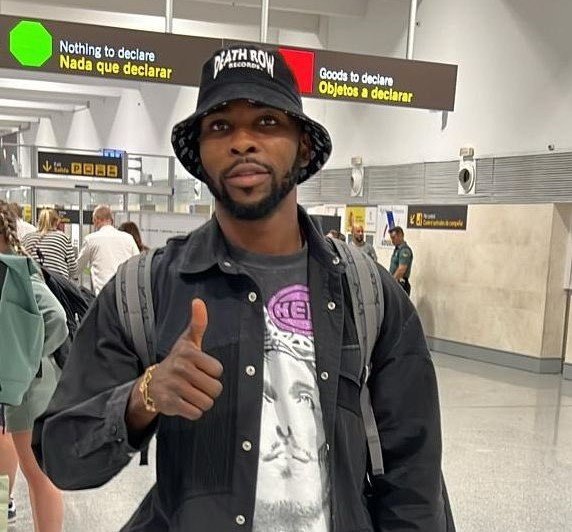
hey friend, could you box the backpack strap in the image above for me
[115,249,158,467]
[330,239,385,476]
[115,249,158,369]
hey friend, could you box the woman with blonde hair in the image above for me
[22,209,78,280]
[0,201,67,531]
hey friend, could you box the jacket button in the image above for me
[245,365,256,377]
[248,292,257,303]
[320,371,329,381]
[327,301,336,311]
[332,257,340,265]
[236,515,246,525]
[223,260,232,268]
[242,440,252,452]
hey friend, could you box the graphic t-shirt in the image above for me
[229,244,330,532]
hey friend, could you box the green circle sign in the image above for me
[10,21,53,67]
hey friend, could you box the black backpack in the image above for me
[40,267,95,369]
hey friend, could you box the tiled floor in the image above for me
[9,353,572,531]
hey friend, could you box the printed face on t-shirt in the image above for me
[260,351,325,484]
[254,290,328,528]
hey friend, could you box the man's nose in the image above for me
[276,425,292,443]
[230,128,258,156]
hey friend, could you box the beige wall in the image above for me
[377,204,569,360]
[542,205,572,358]
[566,297,572,368]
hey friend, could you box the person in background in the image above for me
[0,426,18,525]
[77,205,139,295]
[23,209,78,281]
[389,226,413,296]
[8,202,35,240]
[119,221,150,253]
[349,223,377,262]
[0,201,68,532]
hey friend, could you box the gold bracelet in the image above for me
[139,364,159,413]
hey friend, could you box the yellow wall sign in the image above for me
[345,206,366,232]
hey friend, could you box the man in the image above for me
[389,226,413,296]
[77,205,139,294]
[349,224,377,262]
[8,202,35,239]
[35,45,448,531]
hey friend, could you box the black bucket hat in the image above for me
[171,44,332,184]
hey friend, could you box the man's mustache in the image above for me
[221,157,274,180]
[262,442,314,463]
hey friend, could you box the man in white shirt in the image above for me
[77,205,139,294]
[9,203,36,239]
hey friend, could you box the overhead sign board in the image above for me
[407,205,468,230]
[38,151,122,179]
[0,15,458,111]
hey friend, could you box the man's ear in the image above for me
[298,132,312,168]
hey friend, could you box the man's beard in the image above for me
[205,157,301,221]
[253,500,327,532]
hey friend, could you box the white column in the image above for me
[406,0,418,59]
[260,0,270,43]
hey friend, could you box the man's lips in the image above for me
[224,163,271,187]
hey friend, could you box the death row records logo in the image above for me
[267,285,313,336]
[213,47,275,79]
[9,20,53,67]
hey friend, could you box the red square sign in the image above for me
[279,47,315,94]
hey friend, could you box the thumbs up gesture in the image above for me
[139,298,224,421]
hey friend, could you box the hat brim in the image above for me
[171,82,332,185]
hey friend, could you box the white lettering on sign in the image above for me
[213,48,275,79]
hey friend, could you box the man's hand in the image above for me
[126,299,223,433]
[147,298,223,419]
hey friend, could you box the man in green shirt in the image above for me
[389,226,413,296]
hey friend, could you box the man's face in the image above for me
[389,230,402,246]
[255,350,328,528]
[352,225,364,243]
[199,100,310,220]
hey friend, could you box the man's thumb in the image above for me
[186,298,208,349]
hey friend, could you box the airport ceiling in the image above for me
[18,0,372,23]
[0,0,391,134]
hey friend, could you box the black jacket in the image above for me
[34,208,447,531]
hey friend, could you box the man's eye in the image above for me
[208,120,229,132]
[297,392,315,409]
[263,392,274,404]
[259,115,278,126]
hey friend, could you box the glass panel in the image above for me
[0,185,32,221]
[82,191,124,216]
[173,158,212,213]
[0,135,20,177]
[128,193,169,213]
[127,154,170,189]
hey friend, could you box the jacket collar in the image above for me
[178,206,344,275]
